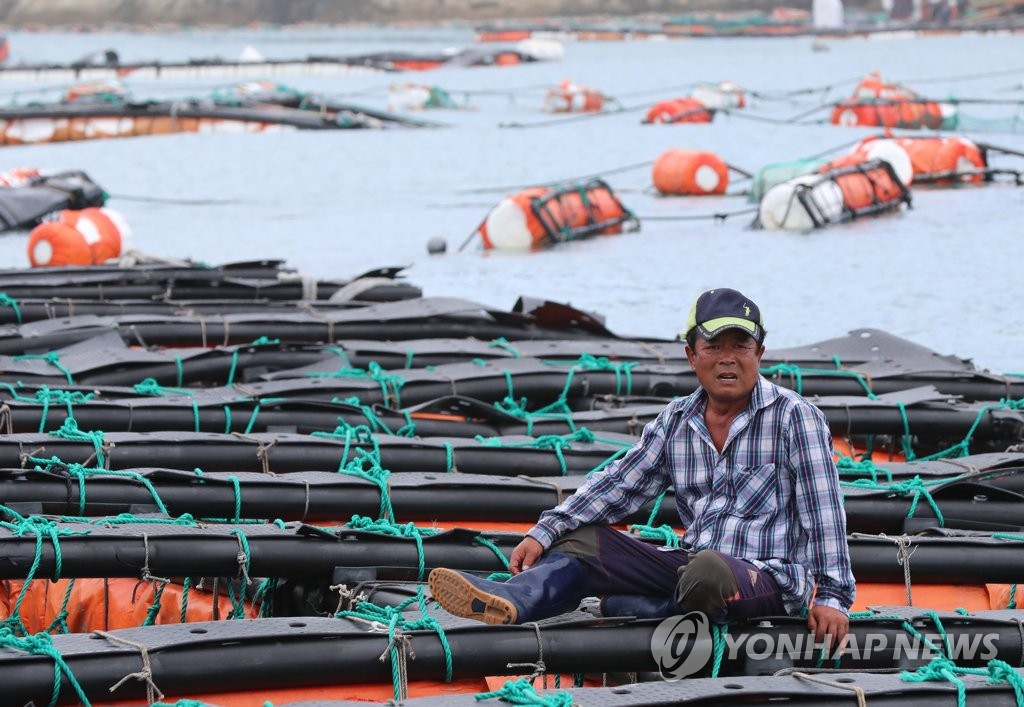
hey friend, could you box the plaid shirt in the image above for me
[529,376,856,615]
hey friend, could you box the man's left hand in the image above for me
[807,605,849,655]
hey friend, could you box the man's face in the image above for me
[685,329,765,406]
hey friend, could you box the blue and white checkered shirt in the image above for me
[528,376,856,615]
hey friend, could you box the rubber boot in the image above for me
[600,594,680,619]
[428,552,584,625]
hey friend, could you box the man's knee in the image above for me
[675,550,739,618]
[548,526,601,560]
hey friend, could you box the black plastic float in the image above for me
[0,521,1023,583]
[3,468,1024,534]
[0,607,1021,705]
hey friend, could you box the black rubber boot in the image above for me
[428,552,585,625]
[600,594,680,619]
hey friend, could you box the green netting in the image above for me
[945,111,1024,134]
[749,157,824,203]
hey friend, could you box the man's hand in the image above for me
[509,537,544,574]
[807,605,849,655]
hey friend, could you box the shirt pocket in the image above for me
[727,464,779,517]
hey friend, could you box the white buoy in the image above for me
[856,139,914,186]
[238,46,265,63]
[483,197,535,250]
[516,38,565,61]
[759,175,844,231]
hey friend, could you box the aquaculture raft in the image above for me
[0,259,1021,705]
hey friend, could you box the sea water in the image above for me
[0,26,1021,373]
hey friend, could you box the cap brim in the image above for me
[696,317,762,341]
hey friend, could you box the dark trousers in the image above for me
[549,525,786,622]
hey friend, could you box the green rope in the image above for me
[843,475,945,526]
[336,395,415,437]
[542,353,639,397]
[474,428,587,476]
[911,397,1024,462]
[180,577,192,623]
[142,580,169,626]
[345,515,439,580]
[0,629,91,706]
[28,387,95,434]
[228,475,242,522]
[900,612,951,659]
[473,532,509,565]
[760,362,878,399]
[835,454,894,483]
[253,578,277,618]
[1009,585,1018,609]
[323,345,353,368]
[25,456,171,517]
[227,337,280,386]
[306,361,406,407]
[443,441,455,472]
[474,678,573,706]
[50,418,107,468]
[65,464,170,516]
[0,508,89,634]
[504,370,517,404]
[132,378,193,397]
[312,426,394,521]
[44,577,76,635]
[710,623,729,678]
[0,292,22,323]
[901,655,969,706]
[12,351,74,385]
[227,529,252,620]
[63,510,195,524]
[495,394,576,436]
[900,656,1024,707]
[629,523,681,548]
[645,490,667,525]
[488,337,522,358]
[174,356,184,387]
[336,587,454,700]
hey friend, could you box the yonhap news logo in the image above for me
[650,611,713,680]
[651,613,1000,680]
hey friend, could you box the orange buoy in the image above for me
[644,97,713,124]
[59,206,132,263]
[834,161,907,212]
[832,72,955,129]
[851,71,918,101]
[543,80,605,113]
[856,135,986,184]
[26,221,93,266]
[831,98,949,130]
[479,179,634,250]
[821,139,913,186]
[0,167,40,187]
[652,148,729,195]
[759,158,910,231]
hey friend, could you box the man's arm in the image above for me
[524,406,675,552]
[789,403,856,617]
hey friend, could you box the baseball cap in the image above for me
[685,288,766,343]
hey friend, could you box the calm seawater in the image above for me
[0,27,1021,373]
